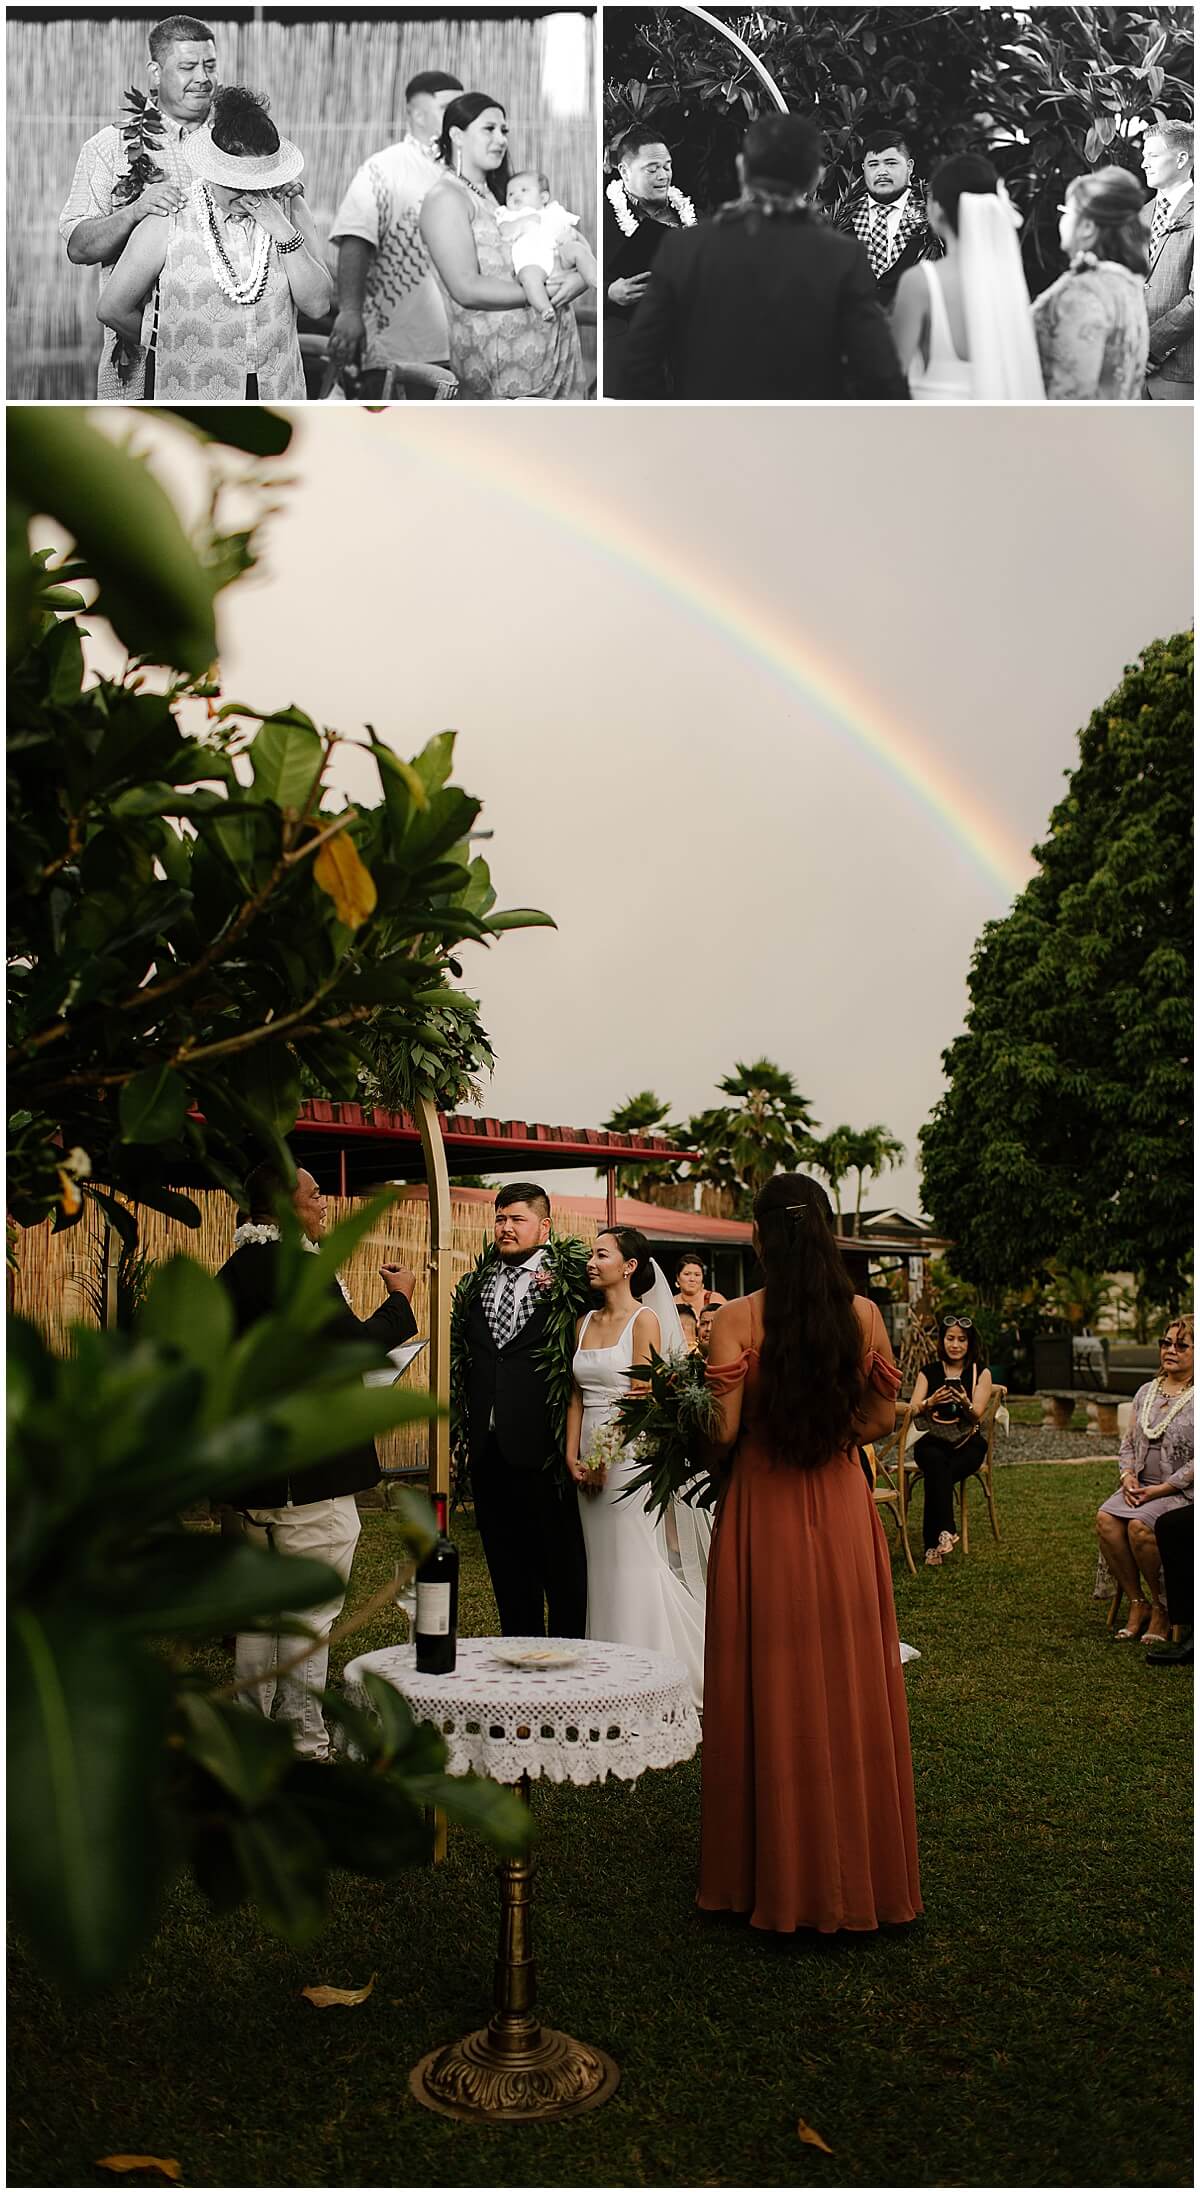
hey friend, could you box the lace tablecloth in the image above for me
[342,1636,701,1786]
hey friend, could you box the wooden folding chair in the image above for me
[899,1385,1005,1558]
[867,1424,917,1576]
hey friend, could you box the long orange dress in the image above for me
[698,1295,922,1934]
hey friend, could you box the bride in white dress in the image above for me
[566,1227,708,1708]
[892,153,1044,401]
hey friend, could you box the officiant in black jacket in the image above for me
[621,114,908,402]
[217,1158,417,1759]
[460,1181,588,1637]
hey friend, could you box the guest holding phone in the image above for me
[908,1315,993,1566]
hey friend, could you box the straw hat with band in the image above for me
[185,125,304,192]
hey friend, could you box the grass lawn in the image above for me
[8,1462,1192,2188]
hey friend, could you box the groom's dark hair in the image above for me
[617,124,672,163]
[862,127,913,158]
[495,1181,550,1219]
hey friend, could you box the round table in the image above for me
[342,1635,700,2122]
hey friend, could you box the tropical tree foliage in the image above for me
[805,1121,906,1233]
[7,408,550,1250]
[604,7,1193,290]
[6,406,542,1990]
[688,1057,817,1217]
[602,1088,687,1198]
[919,632,1193,1306]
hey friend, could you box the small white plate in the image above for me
[490,1645,584,1671]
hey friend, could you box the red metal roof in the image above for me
[291,1099,692,1191]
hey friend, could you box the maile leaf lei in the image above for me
[112,88,168,210]
[450,1233,593,1500]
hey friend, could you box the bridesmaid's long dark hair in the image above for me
[754,1174,863,1468]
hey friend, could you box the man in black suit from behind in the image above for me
[621,114,907,401]
[218,1158,417,1759]
[461,1181,588,1637]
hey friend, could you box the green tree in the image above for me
[805,1124,857,1230]
[689,1058,817,1218]
[604,8,1193,291]
[847,1123,906,1234]
[602,1089,686,1199]
[919,632,1193,1305]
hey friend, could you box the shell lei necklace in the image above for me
[201,184,273,304]
[1139,1375,1194,1440]
[606,177,696,237]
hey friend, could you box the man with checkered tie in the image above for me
[836,129,942,310]
[1141,120,1194,401]
[461,1183,588,1636]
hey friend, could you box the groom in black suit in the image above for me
[462,1182,588,1637]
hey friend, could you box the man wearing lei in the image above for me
[602,123,696,396]
[450,1183,592,1637]
[59,12,218,399]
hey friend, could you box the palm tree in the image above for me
[602,1090,685,1200]
[689,1058,818,1218]
[847,1124,906,1236]
[805,1124,857,1232]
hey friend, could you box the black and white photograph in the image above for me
[8,3,597,401]
[602,4,1194,398]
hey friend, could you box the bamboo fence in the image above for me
[8,8,597,397]
[10,1188,602,1472]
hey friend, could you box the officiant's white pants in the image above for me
[235,1495,362,1757]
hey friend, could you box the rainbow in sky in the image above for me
[360,413,1035,905]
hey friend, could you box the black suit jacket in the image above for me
[464,1285,558,1475]
[217,1241,417,1507]
[621,211,908,400]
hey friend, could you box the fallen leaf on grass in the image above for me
[796,2119,834,2155]
[301,1974,377,2008]
[96,2158,181,2183]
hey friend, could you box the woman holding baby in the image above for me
[419,91,590,399]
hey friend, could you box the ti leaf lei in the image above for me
[112,87,168,209]
[449,1233,593,1502]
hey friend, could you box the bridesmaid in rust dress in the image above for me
[699,1174,922,1935]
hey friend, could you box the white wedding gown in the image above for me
[573,1308,707,1709]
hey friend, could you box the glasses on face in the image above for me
[1160,1334,1191,1350]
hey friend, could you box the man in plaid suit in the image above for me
[835,128,942,311]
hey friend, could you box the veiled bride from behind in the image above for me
[567,1227,709,1706]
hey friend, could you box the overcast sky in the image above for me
[96,403,1192,1211]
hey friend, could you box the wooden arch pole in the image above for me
[674,4,789,113]
[415,1093,452,1503]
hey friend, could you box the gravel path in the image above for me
[991,1425,1119,1466]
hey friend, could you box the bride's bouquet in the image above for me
[611,1347,723,1525]
[577,1417,627,1487]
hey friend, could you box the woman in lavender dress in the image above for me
[419,92,587,400]
[1097,1318,1194,1644]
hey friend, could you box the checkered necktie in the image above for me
[868,202,891,278]
[1149,194,1171,258]
[489,1262,521,1348]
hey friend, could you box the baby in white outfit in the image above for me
[497,169,598,320]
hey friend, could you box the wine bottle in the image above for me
[414,1491,459,1674]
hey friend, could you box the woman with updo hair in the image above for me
[891,151,1044,400]
[698,1174,922,1935]
[1032,167,1150,399]
[566,1225,707,1703]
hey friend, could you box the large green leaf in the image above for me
[138,1257,232,1372]
[8,410,216,674]
[402,1772,532,1855]
[228,1801,327,1943]
[221,1045,302,1137]
[105,1533,345,1637]
[7,1609,171,1987]
[285,1759,432,1871]
[248,715,324,812]
[118,1065,189,1144]
[175,1692,296,1804]
[163,408,294,458]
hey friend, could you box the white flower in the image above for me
[606,177,696,239]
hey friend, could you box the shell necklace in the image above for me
[1139,1375,1194,1440]
[201,184,273,305]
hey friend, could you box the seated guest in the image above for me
[98,84,331,399]
[675,1253,727,1322]
[908,1315,993,1565]
[1033,168,1149,399]
[1097,1317,1194,1644]
[1147,1505,1193,1664]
